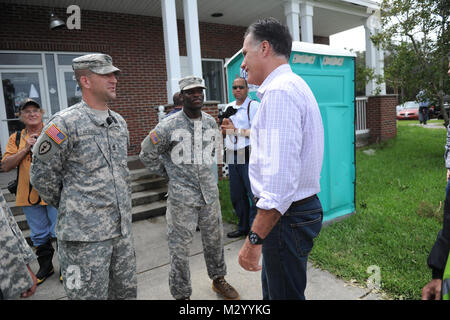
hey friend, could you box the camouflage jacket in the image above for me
[0,190,35,299]
[30,101,132,242]
[139,110,220,207]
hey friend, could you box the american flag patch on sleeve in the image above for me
[150,130,159,145]
[45,124,67,145]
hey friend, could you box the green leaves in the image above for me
[377,0,449,107]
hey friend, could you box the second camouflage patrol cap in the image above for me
[179,75,206,91]
[72,53,120,75]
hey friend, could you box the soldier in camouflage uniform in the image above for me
[139,76,240,300]
[0,189,37,299]
[30,54,137,300]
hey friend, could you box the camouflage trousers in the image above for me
[58,233,137,300]
[166,198,227,299]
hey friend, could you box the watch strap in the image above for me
[248,230,264,245]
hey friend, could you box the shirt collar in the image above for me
[233,96,251,109]
[81,100,116,127]
[181,109,204,124]
[256,63,291,101]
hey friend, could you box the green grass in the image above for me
[219,179,238,225]
[219,119,447,300]
[309,120,446,300]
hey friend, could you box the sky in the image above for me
[329,25,366,53]
[328,0,382,52]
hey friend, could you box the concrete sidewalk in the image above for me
[408,122,447,130]
[22,214,384,300]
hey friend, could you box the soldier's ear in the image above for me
[79,75,91,90]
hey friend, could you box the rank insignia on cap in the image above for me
[150,131,159,145]
[45,124,67,145]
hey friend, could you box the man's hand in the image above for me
[25,134,39,152]
[421,279,442,300]
[238,238,262,272]
[20,265,37,298]
[447,169,450,182]
[238,208,281,272]
[220,118,236,135]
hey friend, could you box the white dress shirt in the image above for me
[225,96,259,151]
[249,64,324,215]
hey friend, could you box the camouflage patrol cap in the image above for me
[179,75,206,91]
[72,53,120,75]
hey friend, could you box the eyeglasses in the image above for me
[21,109,41,115]
[232,85,246,90]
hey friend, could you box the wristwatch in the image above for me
[248,231,264,245]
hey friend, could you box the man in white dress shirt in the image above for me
[238,17,324,300]
[220,77,259,238]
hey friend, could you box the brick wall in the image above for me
[0,3,329,155]
[366,95,398,144]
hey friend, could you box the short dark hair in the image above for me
[244,17,292,61]
[234,77,248,88]
[74,69,93,89]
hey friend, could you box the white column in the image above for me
[183,0,203,79]
[300,1,314,43]
[284,0,300,42]
[365,12,386,96]
[162,0,181,102]
[364,23,376,96]
[376,47,386,95]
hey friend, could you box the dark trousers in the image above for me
[419,107,429,124]
[261,195,323,300]
[228,153,257,233]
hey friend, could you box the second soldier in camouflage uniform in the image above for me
[0,189,37,299]
[140,76,239,300]
[30,54,137,300]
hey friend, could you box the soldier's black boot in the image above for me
[36,240,55,285]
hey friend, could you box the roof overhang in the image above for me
[2,0,379,37]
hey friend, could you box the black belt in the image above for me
[254,194,317,210]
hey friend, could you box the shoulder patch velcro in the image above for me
[45,124,67,145]
[150,130,160,145]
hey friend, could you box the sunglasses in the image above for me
[232,85,246,90]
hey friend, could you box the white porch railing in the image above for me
[355,96,369,134]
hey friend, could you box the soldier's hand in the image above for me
[20,265,37,298]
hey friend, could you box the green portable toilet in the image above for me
[224,41,356,223]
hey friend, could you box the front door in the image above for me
[58,66,82,110]
[0,69,48,153]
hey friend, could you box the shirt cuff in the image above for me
[432,268,444,280]
[256,192,291,215]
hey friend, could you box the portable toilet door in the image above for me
[224,41,356,223]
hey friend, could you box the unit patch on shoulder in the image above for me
[45,124,67,145]
[150,130,160,145]
[38,141,52,155]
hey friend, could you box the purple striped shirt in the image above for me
[249,64,324,215]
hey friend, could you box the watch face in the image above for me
[249,232,258,244]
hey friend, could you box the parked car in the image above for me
[396,101,420,120]
[396,104,404,113]
[435,95,450,119]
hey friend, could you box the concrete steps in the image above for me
[3,157,168,245]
